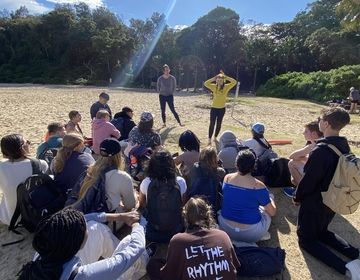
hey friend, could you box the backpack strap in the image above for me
[6,159,42,239]
[318,143,343,157]
[254,137,272,150]
[30,158,42,175]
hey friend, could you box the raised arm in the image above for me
[224,75,237,90]
[204,76,217,91]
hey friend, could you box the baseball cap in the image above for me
[99,138,121,157]
[140,112,154,122]
[251,122,265,134]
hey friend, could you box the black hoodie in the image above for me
[113,111,136,141]
[294,136,350,205]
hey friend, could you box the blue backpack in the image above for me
[188,163,222,214]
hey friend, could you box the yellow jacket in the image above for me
[204,76,237,108]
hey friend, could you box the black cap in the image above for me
[99,92,110,100]
[99,138,121,157]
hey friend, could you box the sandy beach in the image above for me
[0,85,359,280]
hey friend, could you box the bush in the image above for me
[257,65,360,101]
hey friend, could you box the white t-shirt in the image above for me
[140,176,187,200]
[0,159,48,225]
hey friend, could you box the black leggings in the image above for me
[159,95,181,124]
[208,107,226,139]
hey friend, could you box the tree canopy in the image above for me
[0,0,359,94]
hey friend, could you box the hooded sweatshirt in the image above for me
[92,119,120,154]
[218,131,241,173]
[112,111,136,141]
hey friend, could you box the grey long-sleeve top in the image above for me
[157,75,176,96]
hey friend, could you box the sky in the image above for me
[0,0,316,27]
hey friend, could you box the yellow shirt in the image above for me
[204,76,237,108]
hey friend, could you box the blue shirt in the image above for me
[221,182,271,224]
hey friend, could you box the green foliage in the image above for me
[257,65,360,101]
[0,0,359,94]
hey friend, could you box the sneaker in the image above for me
[345,259,360,280]
[260,232,271,241]
[283,187,296,198]
[146,242,158,258]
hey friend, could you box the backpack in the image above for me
[38,143,58,173]
[8,159,65,234]
[234,246,286,277]
[254,141,278,177]
[128,146,152,182]
[71,167,116,214]
[111,117,125,136]
[146,178,183,232]
[188,164,222,213]
[321,144,360,215]
[265,158,293,188]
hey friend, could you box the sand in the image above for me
[0,84,359,280]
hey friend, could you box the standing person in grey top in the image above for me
[157,64,184,128]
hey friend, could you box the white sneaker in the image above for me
[346,259,360,280]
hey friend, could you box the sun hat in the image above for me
[99,138,121,157]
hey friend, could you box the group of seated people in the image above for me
[0,95,359,280]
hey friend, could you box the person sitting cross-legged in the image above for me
[218,148,276,245]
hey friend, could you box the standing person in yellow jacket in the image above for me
[204,71,237,145]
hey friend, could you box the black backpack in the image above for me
[234,246,286,277]
[265,157,293,188]
[252,138,278,176]
[188,164,222,214]
[71,167,116,214]
[146,178,183,232]
[8,159,65,233]
[111,117,125,136]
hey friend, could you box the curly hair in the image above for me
[146,149,176,182]
[17,208,86,280]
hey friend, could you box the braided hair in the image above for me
[17,208,86,280]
